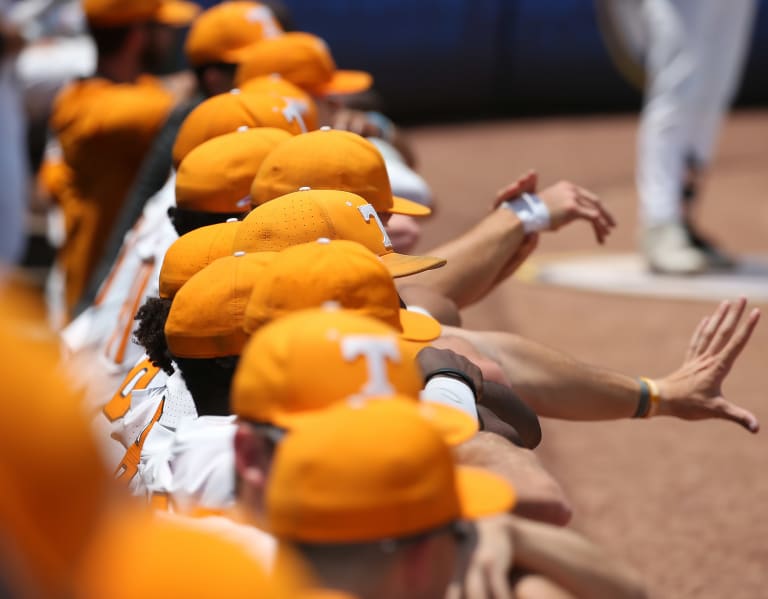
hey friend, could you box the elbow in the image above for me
[514,496,573,527]
[513,479,573,527]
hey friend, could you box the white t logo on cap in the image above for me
[357,204,392,249]
[280,98,308,133]
[341,335,400,396]
[246,6,281,37]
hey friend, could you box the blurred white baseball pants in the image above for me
[637,0,757,227]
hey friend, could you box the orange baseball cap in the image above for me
[84,0,200,27]
[165,251,276,358]
[265,400,515,544]
[76,513,300,599]
[0,290,109,597]
[233,189,445,278]
[176,127,292,214]
[184,2,282,67]
[232,308,473,445]
[241,75,319,132]
[159,221,241,299]
[172,89,309,168]
[235,31,372,97]
[243,239,441,342]
[251,128,431,216]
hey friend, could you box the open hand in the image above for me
[446,515,515,599]
[656,298,761,433]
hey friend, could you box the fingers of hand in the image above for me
[488,564,513,599]
[572,203,609,243]
[495,182,524,207]
[721,307,761,370]
[685,315,709,362]
[577,187,617,227]
[524,170,538,193]
[494,171,538,208]
[574,192,615,233]
[463,560,511,599]
[706,297,748,357]
[464,564,488,599]
[695,300,731,355]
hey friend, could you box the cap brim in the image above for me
[380,252,446,278]
[417,402,477,446]
[399,308,441,342]
[455,466,516,518]
[154,1,200,26]
[390,195,432,217]
[311,70,373,97]
[221,43,265,66]
[270,397,476,448]
[400,339,430,364]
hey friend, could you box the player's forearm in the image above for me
[411,209,525,307]
[455,432,572,526]
[446,328,641,421]
[511,517,647,599]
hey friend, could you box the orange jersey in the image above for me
[50,76,173,316]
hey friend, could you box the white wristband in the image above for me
[420,376,479,422]
[502,193,551,233]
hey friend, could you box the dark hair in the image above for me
[89,23,138,57]
[168,206,244,237]
[133,297,174,374]
[174,356,240,416]
[192,62,238,97]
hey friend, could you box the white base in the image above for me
[528,253,768,302]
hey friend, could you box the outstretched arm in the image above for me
[509,516,647,599]
[407,171,615,308]
[444,298,760,432]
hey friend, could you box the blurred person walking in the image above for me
[637,0,757,274]
[48,0,198,318]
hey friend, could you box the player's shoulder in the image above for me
[52,76,172,135]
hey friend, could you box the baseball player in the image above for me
[259,399,514,599]
[65,1,285,320]
[48,0,199,318]
[637,0,757,273]
[62,91,306,420]
[127,251,277,502]
[105,220,240,468]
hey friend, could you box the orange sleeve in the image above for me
[37,158,72,204]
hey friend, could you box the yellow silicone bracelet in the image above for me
[640,377,660,417]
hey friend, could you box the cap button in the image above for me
[233,251,246,257]
[320,125,332,131]
[298,186,311,191]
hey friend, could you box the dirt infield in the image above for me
[408,110,768,598]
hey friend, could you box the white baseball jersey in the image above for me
[167,415,238,513]
[113,368,197,495]
[61,173,177,411]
